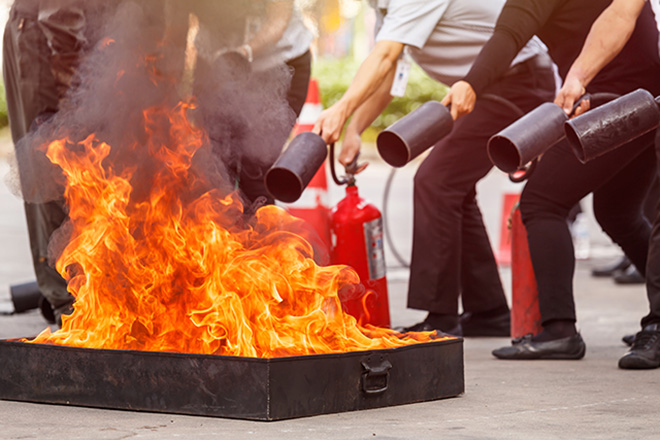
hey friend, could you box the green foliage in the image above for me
[311,57,448,139]
[0,81,7,128]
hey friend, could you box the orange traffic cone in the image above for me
[292,78,323,136]
[510,205,542,338]
[496,192,521,266]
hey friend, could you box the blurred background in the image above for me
[0,0,442,142]
[0,0,620,281]
[303,0,447,140]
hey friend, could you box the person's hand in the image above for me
[555,75,589,116]
[339,131,368,174]
[441,80,476,120]
[313,102,349,144]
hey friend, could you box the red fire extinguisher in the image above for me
[329,145,391,328]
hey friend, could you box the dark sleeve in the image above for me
[463,0,559,95]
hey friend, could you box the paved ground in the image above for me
[0,131,659,439]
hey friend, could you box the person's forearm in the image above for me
[337,40,403,121]
[247,1,293,56]
[345,68,395,136]
[313,40,402,144]
[564,0,645,88]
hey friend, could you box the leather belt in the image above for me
[505,53,554,77]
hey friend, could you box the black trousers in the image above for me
[2,4,71,311]
[520,130,656,325]
[407,54,555,316]
[642,129,660,327]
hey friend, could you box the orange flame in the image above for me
[27,101,444,358]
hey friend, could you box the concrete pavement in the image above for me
[0,132,659,439]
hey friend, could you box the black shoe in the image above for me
[492,333,586,360]
[613,265,645,285]
[460,309,510,337]
[622,334,635,346]
[400,320,463,337]
[618,324,660,369]
[591,256,631,277]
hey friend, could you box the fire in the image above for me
[27,100,444,357]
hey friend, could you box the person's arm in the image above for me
[554,0,645,115]
[338,67,396,169]
[237,1,293,61]
[444,0,559,120]
[314,0,447,143]
[313,40,404,144]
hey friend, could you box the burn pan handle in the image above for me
[361,357,393,395]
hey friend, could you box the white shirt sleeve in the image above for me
[375,0,451,49]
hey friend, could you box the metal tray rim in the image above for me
[0,335,463,362]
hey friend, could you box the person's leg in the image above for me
[2,14,28,142]
[618,129,660,370]
[459,186,508,313]
[643,175,659,223]
[640,128,660,328]
[524,137,653,324]
[406,55,556,334]
[3,6,72,321]
[457,187,512,336]
[406,98,513,331]
[644,215,660,326]
[592,142,656,277]
[493,133,654,359]
[591,156,657,283]
[24,201,70,312]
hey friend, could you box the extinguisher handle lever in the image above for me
[344,152,361,176]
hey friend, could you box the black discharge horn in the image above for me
[376,101,453,167]
[565,89,660,163]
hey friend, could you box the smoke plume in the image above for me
[8,0,301,268]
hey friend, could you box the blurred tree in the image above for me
[0,77,9,128]
[312,57,448,138]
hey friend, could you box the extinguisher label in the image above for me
[364,218,386,280]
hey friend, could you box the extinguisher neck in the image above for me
[345,184,359,197]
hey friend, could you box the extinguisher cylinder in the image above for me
[330,185,391,328]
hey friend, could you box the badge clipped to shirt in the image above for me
[390,51,411,97]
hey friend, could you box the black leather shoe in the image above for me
[460,310,510,337]
[613,265,645,285]
[622,334,635,346]
[591,256,631,277]
[618,324,660,369]
[400,321,463,337]
[492,333,586,360]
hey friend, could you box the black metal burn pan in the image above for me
[0,337,464,421]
